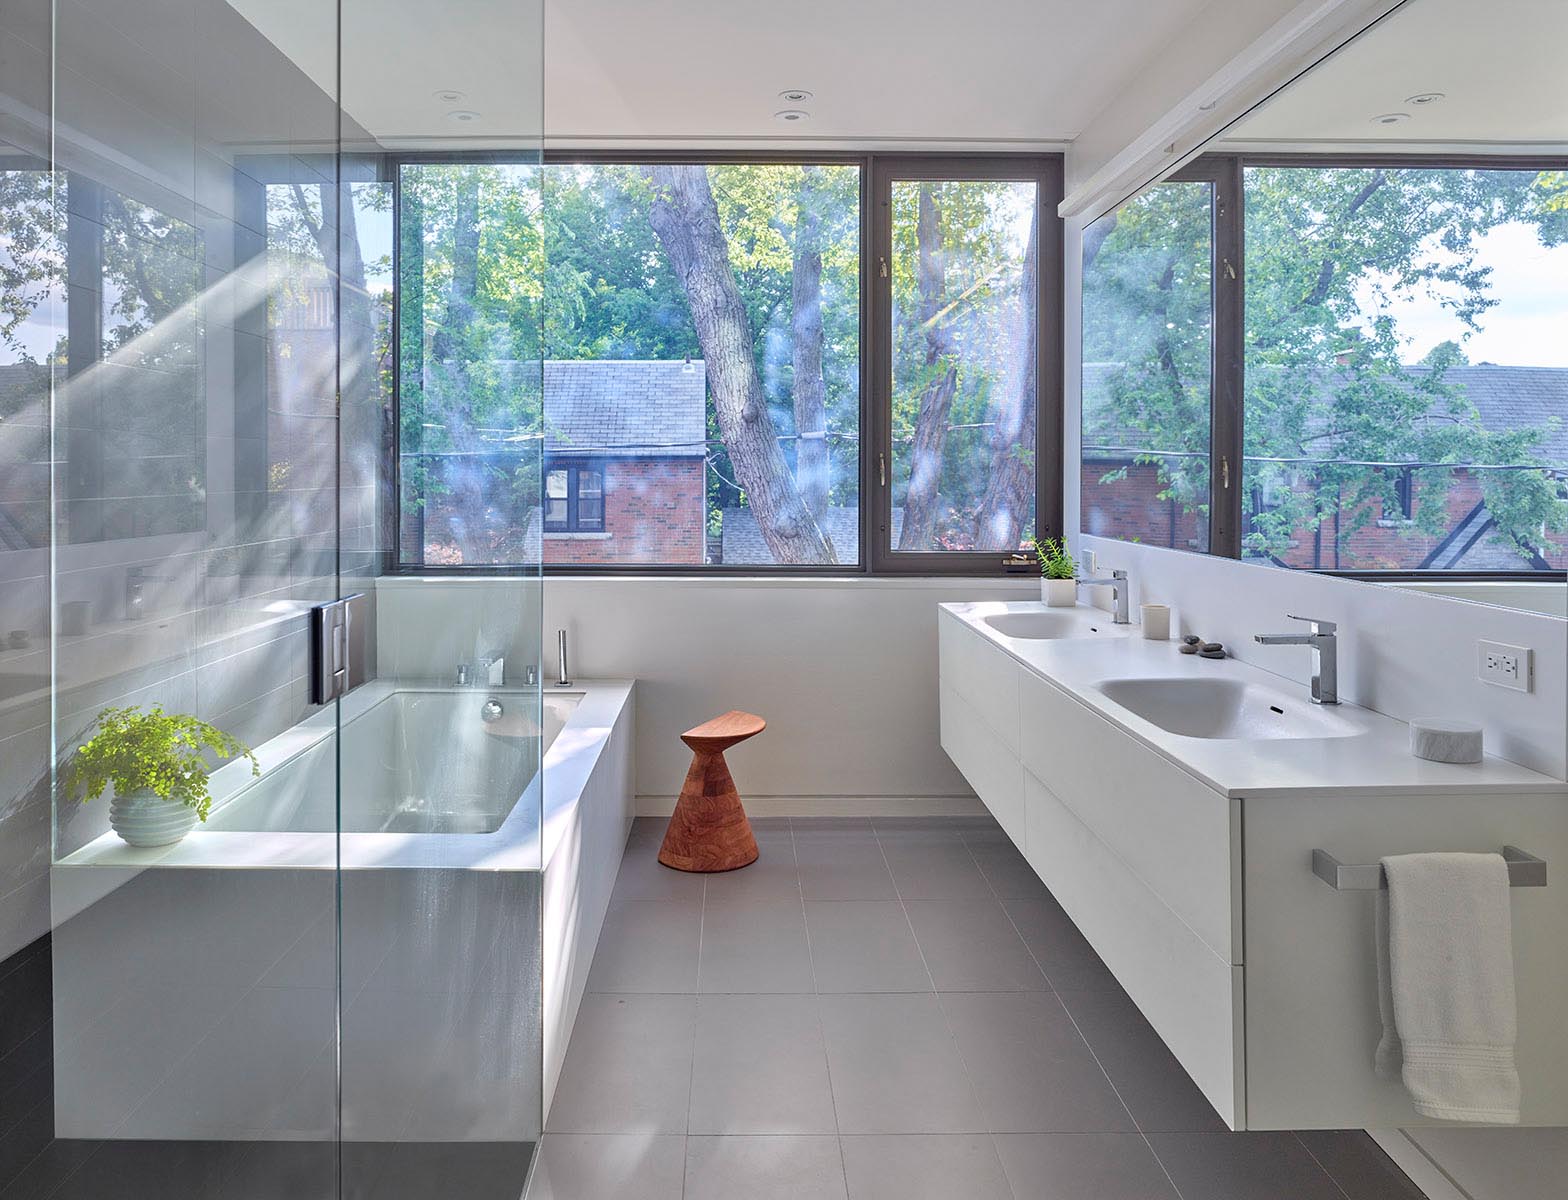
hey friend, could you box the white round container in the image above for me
[1140,603,1171,640]
[110,788,198,847]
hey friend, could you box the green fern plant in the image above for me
[67,705,258,822]
[1032,536,1077,581]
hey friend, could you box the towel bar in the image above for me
[1311,845,1547,890]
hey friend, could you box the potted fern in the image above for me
[1034,536,1078,607]
[67,705,258,847]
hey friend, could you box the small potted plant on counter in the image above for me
[67,705,258,847]
[1034,536,1078,607]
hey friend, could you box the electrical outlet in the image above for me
[1478,640,1531,693]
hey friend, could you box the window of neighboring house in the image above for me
[543,461,605,533]
[1084,157,1568,577]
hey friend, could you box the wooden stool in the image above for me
[658,710,764,872]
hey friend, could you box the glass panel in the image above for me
[888,177,1038,554]
[1080,180,1214,552]
[1243,165,1568,571]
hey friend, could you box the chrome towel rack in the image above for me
[1312,846,1547,890]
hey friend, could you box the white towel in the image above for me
[1374,851,1520,1123]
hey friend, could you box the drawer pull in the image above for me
[1311,846,1547,890]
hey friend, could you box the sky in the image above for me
[1354,221,1568,368]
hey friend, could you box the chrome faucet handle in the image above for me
[1286,614,1337,635]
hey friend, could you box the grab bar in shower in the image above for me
[1311,845,1547,890]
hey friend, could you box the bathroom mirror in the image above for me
[1080,0,1568,616]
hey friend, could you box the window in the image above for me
[1082,156,1568,576]
[543,461,605,533]
[872,158,1061,571]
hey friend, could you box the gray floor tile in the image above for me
[545,994,696,1134]
[609,845,707,904]
[841,1134,1013,1200]
[792,817,873,831]
[965,838,1051,900]
[804,901,931,993]
[527,1134,685,1200]
[1054,989,1225,1132]
[689,994,836,1134]
[906,900,1049,991]
[1146,1132,1345,1200]
[994,1132,1178,1199]
[1293,1131,1427,1200]
[818,993,986,1135]
[1003,897,1119,991]
[879,840,996,900]
[796,834,898,902]
[684,1135,848,1200]
[941,992,1133,1133]
[699,900,815,993]
[704,833,800,904]
[585,901,701,994]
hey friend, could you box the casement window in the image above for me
[391,153,1063,574]
[1082,155,1568,578]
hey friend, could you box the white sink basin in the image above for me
[1094,677,1362,741]
[982,612,1120,640]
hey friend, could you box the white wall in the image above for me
[377,575,1038,807]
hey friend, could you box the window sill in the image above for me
[1376,518,1415,529]
[544,532,612,541]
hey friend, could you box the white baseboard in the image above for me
[1368,1130,1468,1200]
[633,794,987,818]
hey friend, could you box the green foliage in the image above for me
[1033,535,1076,580]
[67,706,258,822]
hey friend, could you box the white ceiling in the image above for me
[231,0,1214,145]
[1223,0,1568,147]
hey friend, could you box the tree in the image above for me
[644,164,835,565]
[972,216,1038,550]
[791,166,830,522]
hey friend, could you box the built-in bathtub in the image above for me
[51,677,635,1144]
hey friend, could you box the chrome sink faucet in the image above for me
[1255,615,1338,705]
[1077,569,1130,624]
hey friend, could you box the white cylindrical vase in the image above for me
[110,788,198,847]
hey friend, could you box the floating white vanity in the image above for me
[939,601,1568,1131]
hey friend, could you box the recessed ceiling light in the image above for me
[1405,92,1445,106]
[774,109,810,123]
[1371,111,1411,126]
[447,110,483,123]
[778,89,814,105]
[433,89,466,104]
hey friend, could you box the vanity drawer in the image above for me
[1242,790,1568,1128]
[1025,771,1242,1127]
[940,683,1026,848]
[938,611,1021,754]
[1019,671,1241,962]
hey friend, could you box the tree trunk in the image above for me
[791,166,830,523]
[646,164,834,564]
[897,184,957,551]
[973,216,1038,550]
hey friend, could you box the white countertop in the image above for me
[942,601,1568,800]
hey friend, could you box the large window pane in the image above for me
[888,177,1038,554]
[1080,180,1214,552]
[1243,165,1568,571]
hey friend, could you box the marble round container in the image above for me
[1409,719,1483,764]
[110,788,198,847]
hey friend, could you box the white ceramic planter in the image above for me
[109,788,198,847]
[1042,578,1078,607]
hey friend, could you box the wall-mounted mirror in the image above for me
[1080,0,1568,615]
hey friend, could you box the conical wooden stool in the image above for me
[658,710,764,872]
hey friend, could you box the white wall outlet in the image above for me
[1478,640,1532,693]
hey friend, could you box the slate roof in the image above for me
[1082,362,1568,467]
[719,506,902,565]
[544,359,707,459]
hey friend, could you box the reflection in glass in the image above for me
[1080,180,1213,552]
[1243,165,1568,571]
[889,178,1038,553]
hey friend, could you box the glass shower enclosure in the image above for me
[0,2,545,1195]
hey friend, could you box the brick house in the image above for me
[541,359,708,565]
[1082,363,1568,570]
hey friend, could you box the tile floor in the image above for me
[531,815,1427,1200]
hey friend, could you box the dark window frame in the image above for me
[389,149,1065,577]
[543,458,606,534]
[1085,151,1568,583]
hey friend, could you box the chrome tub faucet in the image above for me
[1255,615,1339,705]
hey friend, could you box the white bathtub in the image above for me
[52,677,636,1143]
